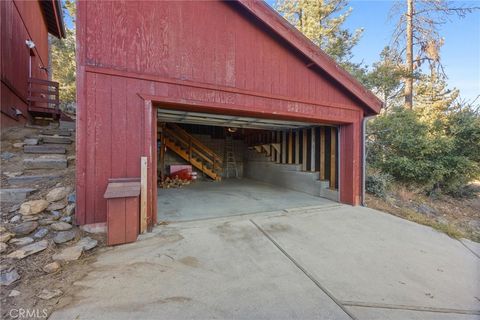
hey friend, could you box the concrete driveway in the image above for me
[51,205,480,320]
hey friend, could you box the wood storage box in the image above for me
[104,179,141,245]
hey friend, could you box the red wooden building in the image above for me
[76,0,382,230]
[1,0,65,129]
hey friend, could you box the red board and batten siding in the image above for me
[76,0,379,226]
[1,0,50,128]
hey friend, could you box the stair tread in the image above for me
[164,135,220,180]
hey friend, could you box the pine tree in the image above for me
[368,47,404,110]
[391,0,479,109]
[274,0,363,65]
[414,73,459,129]
[50,0,76,111]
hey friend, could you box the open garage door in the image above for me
[156,107,339,222]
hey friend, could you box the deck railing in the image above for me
[27,78,60,112]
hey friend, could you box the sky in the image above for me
[265,0,480,102]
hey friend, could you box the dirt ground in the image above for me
[1,242,106,319]
[366,183,480,242]
[0,125,106,319]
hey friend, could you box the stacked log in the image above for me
[159,176,191,189]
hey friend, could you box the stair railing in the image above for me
[28,78,60,110]
[163,124,223,177]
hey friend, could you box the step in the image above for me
[59,120,75,130]
[24,145,66,154]
[40,129,71,137]
[23,155,67,169]
[165,134,220,180]
[320,187,339,202]
[24,138,40,145]
[0,188,37,203]
[7,174,62,186]
[39,136,73,144]
[316,180,330,189]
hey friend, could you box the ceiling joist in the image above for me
[157,109,324,130]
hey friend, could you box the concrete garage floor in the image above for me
[50,206,480,320]
[157,178,334,221]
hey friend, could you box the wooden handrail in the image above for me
[163,136,221,180]
[27,78,60,110]
[29,88,58,96]
[168,123,223,161]
[163,127,222,168]
[28,78,59,87]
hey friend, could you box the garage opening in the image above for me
[156,108,339,222]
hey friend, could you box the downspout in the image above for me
[361,115,376,206]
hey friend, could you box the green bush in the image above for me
[366,172,392,198]
[367,106,480,195]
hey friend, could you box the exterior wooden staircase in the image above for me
[162,123,223,180]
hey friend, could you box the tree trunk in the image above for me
[404,0,414,109]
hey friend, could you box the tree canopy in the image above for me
[274,0,363,65]
[273,0,480,195]
[50,0,76,110]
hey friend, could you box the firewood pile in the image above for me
[159,176,192,189]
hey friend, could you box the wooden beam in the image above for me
[158,123,166,181]
[271,131,275,162]
[320,127,325,180]
[302,128,307,171]
[310,127,316,172]
[330,127,337,189]
[271,143,280,153]
[159,140,165,181]
[262,144,271,156]
[295,129,300,165]
[282,131,287,163]
[140,156,148,233]
[276,131,281,163]
[288,129,293,164]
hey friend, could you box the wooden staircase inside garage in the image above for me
[161,123,223,180]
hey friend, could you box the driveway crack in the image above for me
[249,219,358,320]
[340,301,480,316]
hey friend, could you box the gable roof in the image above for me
[39,0,66,38]
[236,0,383,115]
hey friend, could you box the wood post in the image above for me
[188,138,192,161]
[157,124,163,180]
[160,136,165,181]
[330,127,337,189]
[282,131,287,164]
[288,129,293,164]
[212,153,216,176]
[310,127,316,172]
[276,131,281,164]
[271,131,275,162]
[320,127,325,180]
[302,128,307,171]
[140,156,148,233]
[295,129,300,165]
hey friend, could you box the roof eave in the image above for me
[236,0,383,115]
[40,0,66,39]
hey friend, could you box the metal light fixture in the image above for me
[25,39,35,49]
